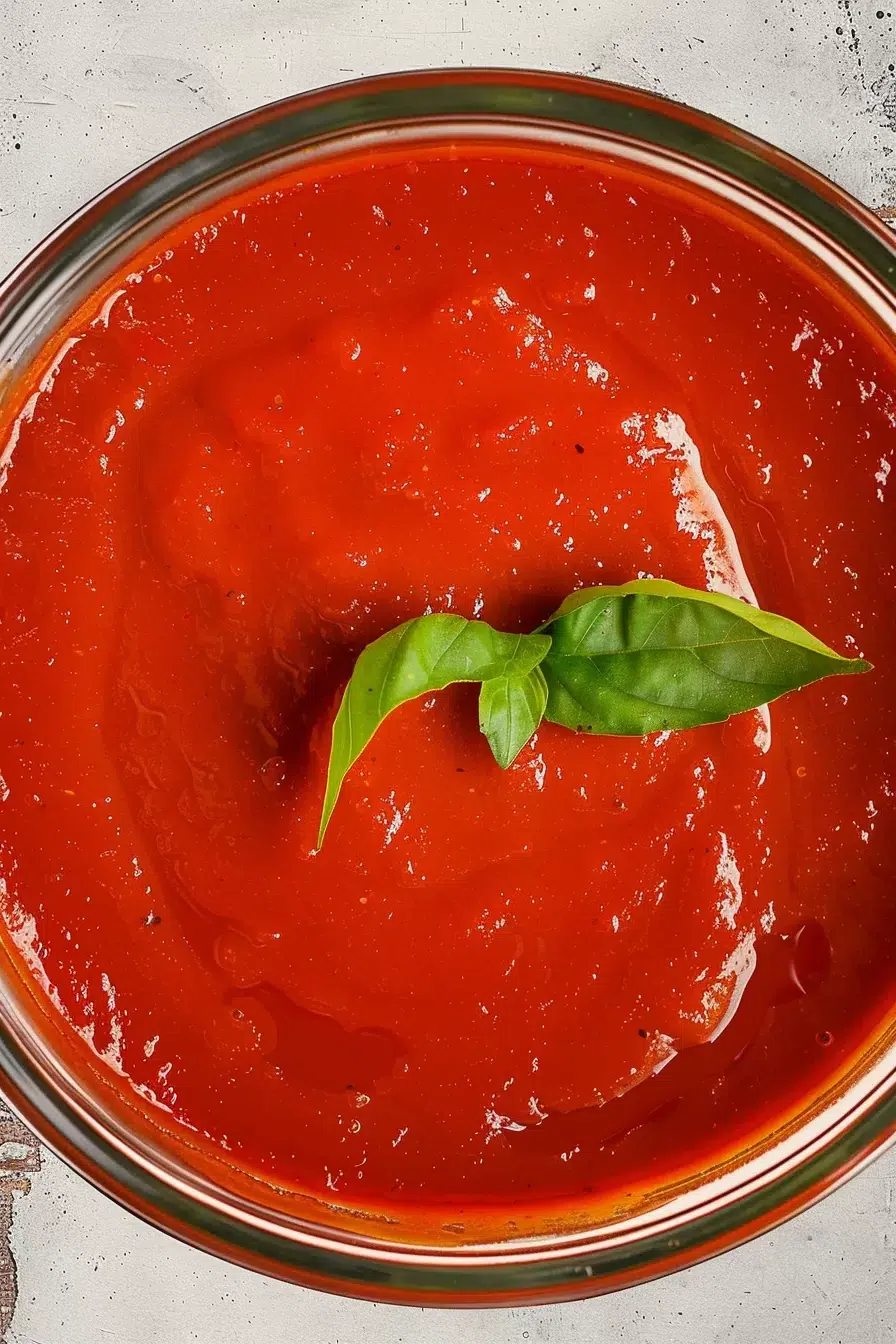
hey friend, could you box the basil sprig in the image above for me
[317,580,870,845]
[318,615,550,844]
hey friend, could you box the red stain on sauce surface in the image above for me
[0,140,894,1217]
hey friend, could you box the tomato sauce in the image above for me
[1,139,895,1220]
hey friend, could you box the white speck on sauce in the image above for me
[484,1109,526,1141]
[791,319,817,351]
[753,712,772,754]
[876,457,890,502]
[378,794,410,847]
[104,410,125,444]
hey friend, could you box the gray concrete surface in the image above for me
[1,0,896,1339]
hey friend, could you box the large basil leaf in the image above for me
[318,615,551,844]
[540,578,870,736]
[478,665,549,769]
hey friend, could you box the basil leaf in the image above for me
[479,665,549,768]
[318,615,551,844]
[540,578,870,735]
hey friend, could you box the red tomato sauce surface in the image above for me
[1,139,895,1219]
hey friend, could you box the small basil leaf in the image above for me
[479,665,549,768]
[540,578,870,735]
[318,615,551,844]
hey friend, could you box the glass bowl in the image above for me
[0,68,895,1306]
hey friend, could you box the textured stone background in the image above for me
[1,0,895,1339]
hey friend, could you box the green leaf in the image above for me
[539,578,871,736]
[479,665,549,768]
[318,615,551,845]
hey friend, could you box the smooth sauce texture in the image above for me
[1,141,895,1216]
